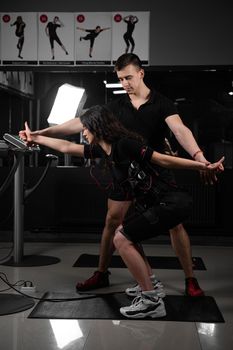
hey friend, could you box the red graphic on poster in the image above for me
[3,14,11,23]
[77,14,85,23]
[40,14,48,23]
[114,14,122,22]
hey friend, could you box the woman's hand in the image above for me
[205,156,225,172]
[20,121,38,146]
[195,152,224,185]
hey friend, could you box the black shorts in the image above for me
[121,191,192,243]
[108,186,133,202]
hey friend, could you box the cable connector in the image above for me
[20,281,36,293]
[21,286,36,293]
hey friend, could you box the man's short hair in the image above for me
[114,53,142,71]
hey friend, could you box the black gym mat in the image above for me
[73,254,206,270]
[28,292,224,322]
[0,294,35,316]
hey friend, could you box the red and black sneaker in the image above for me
[76,270,110,291]
[185,277,205,297]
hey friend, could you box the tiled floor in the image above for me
[0,241,233,350]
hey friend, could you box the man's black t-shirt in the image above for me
[106,90,178,153]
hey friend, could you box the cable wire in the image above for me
[0,273,123,302]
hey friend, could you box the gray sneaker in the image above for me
[125,280,165,298]
[120,294,166,319]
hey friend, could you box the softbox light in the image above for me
[47,83,86,125]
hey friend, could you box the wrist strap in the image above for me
[193,150,203,159]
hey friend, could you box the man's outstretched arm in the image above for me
[19,117,83,142]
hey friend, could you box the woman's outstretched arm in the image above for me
[25,122,84,157]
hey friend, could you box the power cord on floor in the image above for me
[0,272,122,302]
[0,272,26,293]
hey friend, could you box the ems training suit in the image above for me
[84,138,192,243]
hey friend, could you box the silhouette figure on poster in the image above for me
[45,16,68,60]
[11,16,26,59]
[123,15,138,53]
[77,25,110,58]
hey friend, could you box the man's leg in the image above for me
[169,223,204,296]
[169,224,193,278]
[76,199,131,291]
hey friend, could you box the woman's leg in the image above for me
[113,229,153,291]
[136,243,153,276]
[76,199,131,291]
[114,228,166,319]
[98,200,132,272]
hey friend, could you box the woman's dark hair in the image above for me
[80,105,143,143]
[114,53,142,71]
